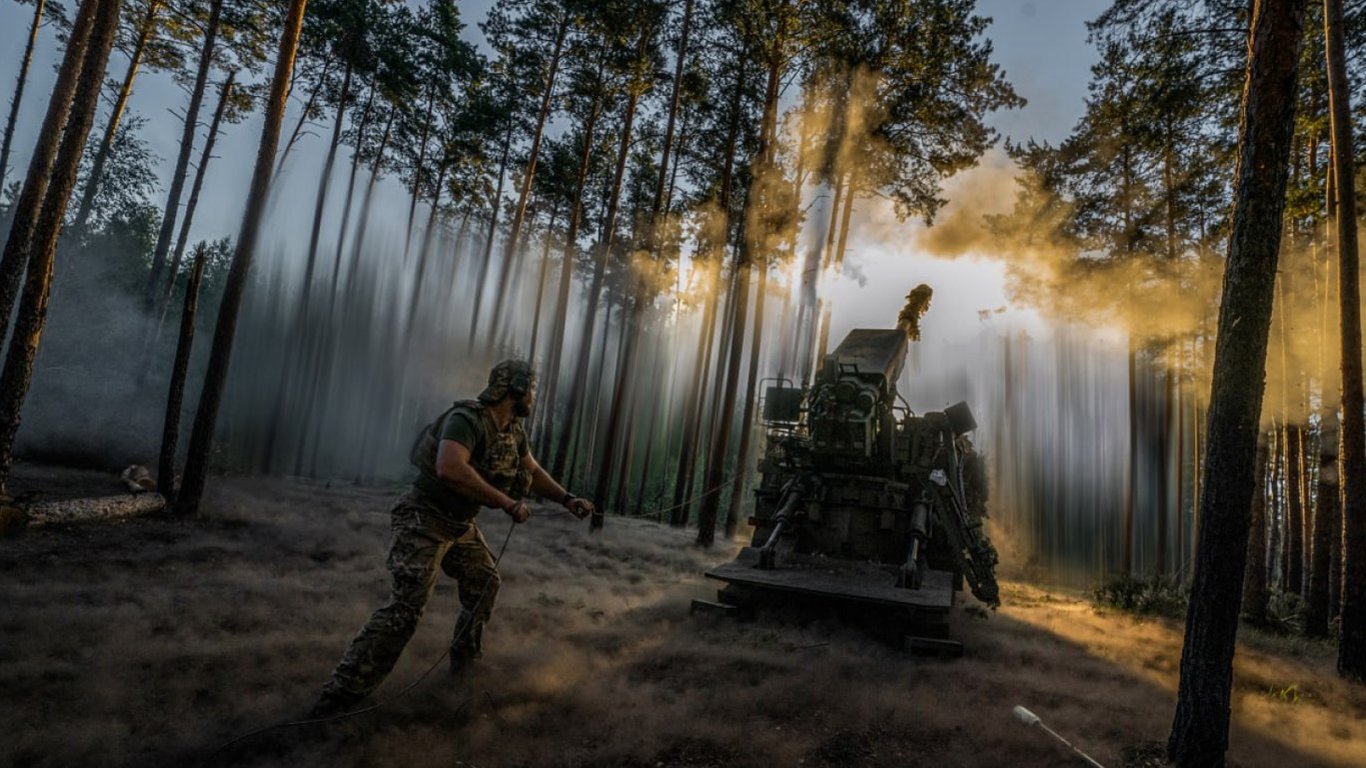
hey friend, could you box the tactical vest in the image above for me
[409,400,531,517]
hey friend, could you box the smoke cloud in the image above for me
[899,154,1347,425]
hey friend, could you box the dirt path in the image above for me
[1,468,1361,767]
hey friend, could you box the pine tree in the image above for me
[1168,1,1308,764]
[0,0,123,492]
[0,0,52,191]
[1325,0,1366,680]
[177,0,310,515]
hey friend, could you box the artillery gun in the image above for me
[695,298,1000,654]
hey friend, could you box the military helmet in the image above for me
[478,359,537,403]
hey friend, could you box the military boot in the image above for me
[448,647,480,679]
[308,685,363,719]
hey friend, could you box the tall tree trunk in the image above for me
[814,176,855,365]
[329,84,375,294]
[1322,153,1343,625]
[368,160,446,470]
[155,71,236,326]
[802,175,842,383]
[72,0,162,233]
[1330,447,1344,619]
[329,115,395,477]
[1307,414,1338,636]
[1158,363,1171,575]
[467,120,514,350]
[489,14,568,344]
[401,91,435,264]
[672,48,748,525]
[0,0,46,192]
[1124,341,1138,575]
[649,0,693,248]
[0,0,121,491]
[551,76,642,480]
[527,208,559,369]
[567,293,618,487]
[588,0,696,518]
[177,0,308,515]
[1175,355,1186,577]
[275,54,333,177]
[302,61,353,310]
[1167,1,1306,765]
[1243,431,1271,624]
[143,0,222,311]
[262,61,353,471]
[633,316,673,517]
[725,255,768,539]
[0,0,99,347]
[338,108,393,304]
[542,99,601,474]
[670,263,720,525]
[697,261,750,546]
[1286,424,1306,594]
[697,49,782,546]
[405,161,446,336]
[157,243,207,501]
[1326,0,1366,679]
[1270,426,1285,587]
[1191,388,1203,575]
[780,113,809,380]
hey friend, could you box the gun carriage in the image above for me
[695,324,1000,654]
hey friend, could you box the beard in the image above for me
[513,399,532,418]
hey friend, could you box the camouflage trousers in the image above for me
[321,497,501,700]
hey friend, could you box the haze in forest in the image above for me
[0,0,1105,351]
[2,0,1366,766]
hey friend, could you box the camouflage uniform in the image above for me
[319,362,534,704]
[320,499,502,701]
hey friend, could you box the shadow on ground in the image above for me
[2,466,1361,767]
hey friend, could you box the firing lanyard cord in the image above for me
[548,471,741,522]
[213,471,742,757]
[207,522,518,759]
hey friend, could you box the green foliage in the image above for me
[1092,572,1188,618]
[823,0,1026,224]
[1262,683,1305,705]
[71,113,160,236]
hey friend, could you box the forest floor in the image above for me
[2,463,1364,768]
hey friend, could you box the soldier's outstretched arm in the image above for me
[521,454,595,519]
[436,439,529,522]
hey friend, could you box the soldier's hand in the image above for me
[566,497,595,520]
[504,500,531,524]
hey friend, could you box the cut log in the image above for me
[6,492,165,530]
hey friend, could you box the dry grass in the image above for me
[2,465,1362,767]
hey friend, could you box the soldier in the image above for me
[311,359,595,716]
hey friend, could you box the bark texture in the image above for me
[1167,1,1307,765]
[22,493,166,527]
[157,244,207,502]
[72,0,162,232]
[1325,0,1366,680]
[177,0,309,516]
[0,0,121,490]
[1243,432,1271,624]
[1306,415,1338,636]
[0,0,99,345]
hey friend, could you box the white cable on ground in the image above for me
[1012,705,1106,768]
